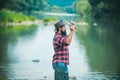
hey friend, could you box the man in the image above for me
[52,20,76,80]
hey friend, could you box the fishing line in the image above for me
[44,0,75,26]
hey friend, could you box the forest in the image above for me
[75,0,120,22]
[0,0,120,24]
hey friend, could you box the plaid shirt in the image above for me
[52,32,69,65]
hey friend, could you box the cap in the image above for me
[55,20,65,28]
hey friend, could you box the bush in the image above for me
[0,77,5,80]
[28,16,36,21]
[43,17,57,22]
[0,9,36,24]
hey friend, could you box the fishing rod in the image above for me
[44,0,76,26]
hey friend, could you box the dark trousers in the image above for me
[53,62,69,80]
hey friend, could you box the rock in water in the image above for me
[70,75,76,80]
[32,59,40,63]
[44,76,47,78]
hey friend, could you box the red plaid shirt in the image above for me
[52,32,69,65]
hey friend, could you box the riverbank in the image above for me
[0,9,58,26]
[0,9,36,26]
[0,20,43,26]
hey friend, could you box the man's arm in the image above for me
[66,25,76,45]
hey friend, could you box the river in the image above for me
[0,15,120,80]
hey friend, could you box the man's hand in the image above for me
[66,25,76,45]
[70,25,76,32]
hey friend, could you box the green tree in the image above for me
[0,0,51,12]
[75,0,120,21]
[75,0,92,21]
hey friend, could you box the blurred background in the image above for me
[0,0,120,80]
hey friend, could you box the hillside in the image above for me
[46,0,76,7]
[46,0,77,13]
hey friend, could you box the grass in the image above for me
[43,17,57,22]
[0,77,5,80]
[0,9,36,24]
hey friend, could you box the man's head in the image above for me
[55,20,67,36]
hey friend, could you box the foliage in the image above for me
[0,0,51,12]
[75,0,92,21]
[0,9,35,24]
[0,77,5,80]
[75,0,120,21]
[43,17,57,22]
[89,0,120,21]
[0,0,77,13]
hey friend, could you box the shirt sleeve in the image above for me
[56,36,69,47]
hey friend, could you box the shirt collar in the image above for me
[55,32,61,35]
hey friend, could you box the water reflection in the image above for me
[0,24,56,79]
[76,23,120,79]
[0,25,38,79]
[0,23,90,80]
[1,21,120,79]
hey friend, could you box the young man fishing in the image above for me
[52,20,76,80]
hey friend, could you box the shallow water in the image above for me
[0,23,120,80]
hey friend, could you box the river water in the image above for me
[0,18,120,79]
